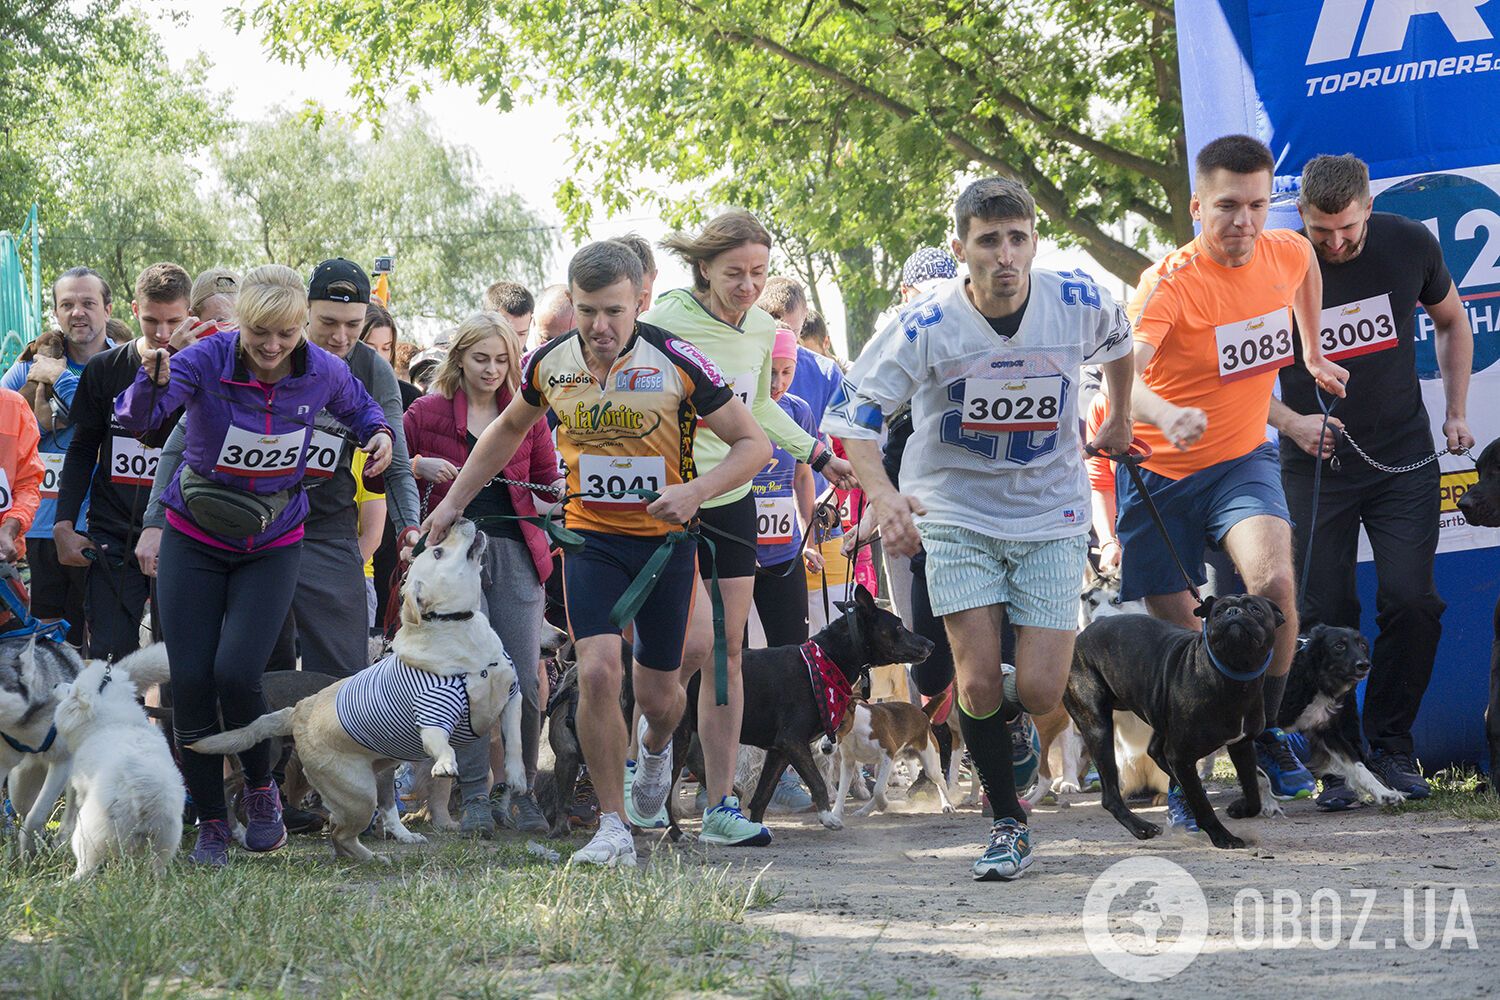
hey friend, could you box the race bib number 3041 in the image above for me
[1319,294,1397,361]
[578,454,666,510]
[961,375,1062,432]
[1216,307,1294,382]
[214,425,306,478]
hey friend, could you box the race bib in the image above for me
[1216,307,1294,382]
[756,496,798,546]
[110,436,161,487]
[578,454,666,509]
[302,428,345,479]
[0,467,10,513]
[727,371,756,407]
[960,375,1063,432]
[214,425,306,478]
[39,452,64,500]
[1318,294,1397,361]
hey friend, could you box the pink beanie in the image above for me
[773,328,798,361]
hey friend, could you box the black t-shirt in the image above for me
[984,285,1029,340]
[57,340,176,543]
[1279,212,1452,481]
[462,432,522,541]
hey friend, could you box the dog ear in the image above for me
[855,583,877,611]
[1192,596,1217,620]
[467,528,488,564]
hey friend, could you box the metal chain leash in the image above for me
[1331,429,1476,475]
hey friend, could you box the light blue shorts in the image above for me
[918,523,1088,630]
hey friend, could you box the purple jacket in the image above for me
[116,333,391,550]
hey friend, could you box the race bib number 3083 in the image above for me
[214,425,306,478]
[111,436,161,487]
[1319,294,1397,361]
[1216,307,1294,382]
[961,375,1063,432]
[578,454,666,510]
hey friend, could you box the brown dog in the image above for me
[832,699,953,822]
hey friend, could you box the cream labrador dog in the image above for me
[192,520,522,862]
[53,657,184,878]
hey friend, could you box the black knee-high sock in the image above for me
[959,704,1025,825]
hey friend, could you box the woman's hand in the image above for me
[413,456,458,483]
[362,432,393,476]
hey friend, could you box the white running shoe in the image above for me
[569,812,638,868]
[630,714,674,823]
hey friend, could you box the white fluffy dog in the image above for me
[53,659,184,878]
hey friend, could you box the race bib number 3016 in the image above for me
[961,375,1063,432]
[214,425,306,478]
[111,436,161,487]
[39,452,64,500]
[1319,293,1397,361]
[756,496,797,546]
[1216,307,1294,382]
[578,454,666,510]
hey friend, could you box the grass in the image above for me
[0,833,789,999]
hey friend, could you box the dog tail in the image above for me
[115,643,172,689]
[188,709,295,755]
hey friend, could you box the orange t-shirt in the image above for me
[1084,393,1113,496]
[1128,229,1312,480]
[0,388,44,557]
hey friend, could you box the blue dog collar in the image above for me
[1202,622,1273,683]
[0,724,57,756]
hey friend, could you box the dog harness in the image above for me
[335,651,505,761]
[802,640,853,741]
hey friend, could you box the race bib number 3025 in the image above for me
[214,425,306,478]
[578,454,666,510]
[961,375,1063,432]
[111,436,161,487]
[1216,307,1294,382]
[1319,294,1397,361]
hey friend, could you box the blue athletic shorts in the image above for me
[563,529,697,671]
[1115,441,1290,602]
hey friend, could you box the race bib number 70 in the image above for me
[1216,307,1294,382]
[214,425,306,478]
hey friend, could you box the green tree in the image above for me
[239,0,1184,350]
[216,108,554,322]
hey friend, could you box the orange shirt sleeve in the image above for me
[1,390,43,546]
[1127,265,1178,351]
[1085,393,1114,495]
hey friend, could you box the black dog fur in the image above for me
[1456,437,1500,784]
[1065,593,1284,849]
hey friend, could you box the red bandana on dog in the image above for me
[802,640,853,740]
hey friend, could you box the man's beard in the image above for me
[1317,225,1368,264]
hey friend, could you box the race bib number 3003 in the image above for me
[214,425,306,478]
[111,436,161,487]
[578,454,666,510]
[961,375,1063,432]
[1319,294,1397,361]
[1216,307,1294,382]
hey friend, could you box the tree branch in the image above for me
[1128,0,1176,24]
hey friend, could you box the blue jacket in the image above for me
[115,333,391,550]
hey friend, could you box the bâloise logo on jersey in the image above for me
[547,371,595,389]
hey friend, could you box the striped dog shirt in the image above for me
[335,652,491,760]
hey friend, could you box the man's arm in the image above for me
[1292,244,1349,398]
[54,362,106,564]
[1090,353,1134,454]
[840,438,926,559]
[1425,283,1475,451]
[363,353,421,531]
[1267,396,1342,459]
[653,397,771,524]
[1131,342,1208,450]
[422,394,546,543]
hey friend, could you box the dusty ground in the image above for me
[647,781,1500,998]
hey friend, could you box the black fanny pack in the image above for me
[179,465,294,538]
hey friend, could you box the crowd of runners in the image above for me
[0,133,1477,877]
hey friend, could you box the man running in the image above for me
[1271,153,1473,804]
[1121,135,1349,819]
[824,178,1136,880]
[421,241,770,867]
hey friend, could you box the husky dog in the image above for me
[53,659,184,878]
[0,639,171,855]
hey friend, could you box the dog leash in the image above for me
[1087,439,1202,606]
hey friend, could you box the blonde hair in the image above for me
[433,311,522,400]
[660,209,772,291]
[235,265,307,336]
[190,268,240,317]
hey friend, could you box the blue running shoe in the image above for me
[972,818,1033,881]
[1166,786,1200,833]
[1256,728,1316,800]
[767,769,814,813]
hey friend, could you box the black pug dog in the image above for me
[666,584,933,835]
[1456,437,1500,782]
[1065,593,1284,849]
[1276,625,1403,807]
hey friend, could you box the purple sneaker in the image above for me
[190,818,232,867]
[242,780,287,853]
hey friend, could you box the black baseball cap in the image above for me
[308,258,371,304]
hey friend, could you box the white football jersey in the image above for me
[823,270,1131,541]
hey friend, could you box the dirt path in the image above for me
[669,786,1500,998]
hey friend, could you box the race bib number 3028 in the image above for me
[578,454,666,510]
[961,375,1063,432]
[1319,294,1397,361]
[1216,307,1294,382]
[110,436,161,487]
[214,425,306,478]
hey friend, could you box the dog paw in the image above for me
[431,755,459,778]
[1372,789,1405,807]
[389,827,427,845]
[429,815,460,832]
[1226,797,1254,819]
[1259,798,1285,818]
[941,802,956,815]
[1207,829,1246,850]
[1055,781,1081,795]
[818,810,843,830]
[1130,821,1162,840]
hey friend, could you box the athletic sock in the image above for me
[958,702,1025,825]
[1261,672,1288,736]
[1001,670,1027,724]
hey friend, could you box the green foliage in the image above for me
[239,0,1185,348]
